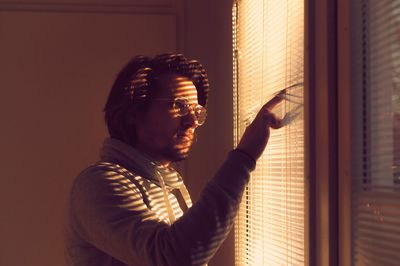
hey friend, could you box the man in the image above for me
[66,53,283,265]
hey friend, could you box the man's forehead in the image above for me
[161,75,198,103]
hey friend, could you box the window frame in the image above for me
[337,0,352,265]
[306,0,339,265]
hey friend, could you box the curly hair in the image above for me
[103,53,210,145]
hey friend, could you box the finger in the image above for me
[270,118,283,129]
[264,111,283,129]
[263,89,285,111]
[268,113,283,129]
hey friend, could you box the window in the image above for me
[233,0,305,265]
[350,0,400,264]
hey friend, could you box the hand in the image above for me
[236,91,285,162]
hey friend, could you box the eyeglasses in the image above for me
[153,97,207,126]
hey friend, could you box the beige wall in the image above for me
[0,0,234,265]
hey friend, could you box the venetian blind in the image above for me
[233,0,305,265]
[352,0,400,265]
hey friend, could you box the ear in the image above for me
[126,105,147,128]
[126,107,138,127]
[123,107,140,146]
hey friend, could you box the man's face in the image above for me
[135,75,202,165]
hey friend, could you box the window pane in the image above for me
[233,0,305,265]
[351,0,400,265]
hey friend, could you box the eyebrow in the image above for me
[173,91,198,102]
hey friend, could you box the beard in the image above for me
[162,133,195,162]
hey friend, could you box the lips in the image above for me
[177,134,193,141]
[176,131,194,143]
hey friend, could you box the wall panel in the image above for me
[0,9,178,266]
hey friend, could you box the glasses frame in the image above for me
[153,97,207,126]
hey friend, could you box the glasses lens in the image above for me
[173,99,189,116]
[195,106,207,125]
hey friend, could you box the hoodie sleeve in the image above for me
[69,149,255,266]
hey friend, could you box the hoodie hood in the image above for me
[99,138,184,190]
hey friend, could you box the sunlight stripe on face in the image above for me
[174,80,198,104]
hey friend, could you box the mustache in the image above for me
[175,131,196,146]
[176,130,195,139]
[177,135,195,142]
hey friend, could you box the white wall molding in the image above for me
[0,0,173,7]
[0,0,186,51]
[0,1,175,13]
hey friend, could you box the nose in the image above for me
[181,109,199,129]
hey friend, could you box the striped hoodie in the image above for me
[66,138,255,266]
